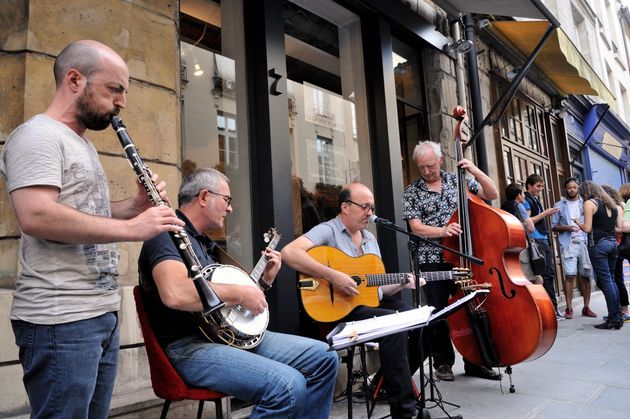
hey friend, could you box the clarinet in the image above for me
[110,115,225,316]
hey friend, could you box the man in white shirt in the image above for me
[552,178,596,319]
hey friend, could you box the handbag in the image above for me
[527,239,547,276]
[619,233,630,260]
[505,200,547,276]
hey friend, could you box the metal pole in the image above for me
[463,14,488,174]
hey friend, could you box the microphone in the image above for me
[368,214,394,225]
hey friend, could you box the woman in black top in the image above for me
[574,181,623,329]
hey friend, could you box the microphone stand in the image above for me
[374,219,483,419]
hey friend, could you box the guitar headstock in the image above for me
[452,105,469,146]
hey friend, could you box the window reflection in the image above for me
[180,21,250,264]
[392,37,429,188]
[285,0,371,236]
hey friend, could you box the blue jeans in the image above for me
[11,312,120,419]
[166,331,339,418]
[589,238,622,322]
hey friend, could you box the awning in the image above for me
[432,0,557,23]
[490,21,617,111]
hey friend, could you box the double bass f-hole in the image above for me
[489,267,516,299]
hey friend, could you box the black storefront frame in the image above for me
[243,0,444,333]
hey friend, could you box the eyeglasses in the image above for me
[346,200,375,213]
[207,190,233,206]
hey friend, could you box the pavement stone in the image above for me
[329,291,630,419]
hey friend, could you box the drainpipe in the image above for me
[619,6,630,88]
[463,14,488,175]
[618,6,630,173]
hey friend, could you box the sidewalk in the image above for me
[329,291,630,419]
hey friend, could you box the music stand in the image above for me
[408,238,461,419]
[327,290,489,419]
[372,219,484,419]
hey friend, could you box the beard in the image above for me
[75,87,115,131]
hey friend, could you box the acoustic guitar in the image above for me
[298,246,472,322]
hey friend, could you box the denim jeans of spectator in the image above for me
[11,312,120,419]
[166,330,338,419]
[589,237,622,322]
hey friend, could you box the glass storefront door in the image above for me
[283,0,372,237]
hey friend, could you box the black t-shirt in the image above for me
[524,192,548,235]
[591,198,617,244]
[138,209,219,347]
[500,200,521,220]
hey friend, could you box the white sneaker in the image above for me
[556,309,565,321]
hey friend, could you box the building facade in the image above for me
[1,0,629,416]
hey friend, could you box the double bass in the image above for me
[443,106,557,370]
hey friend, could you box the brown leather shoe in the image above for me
[435,364,454,381]
[582,306,597,317]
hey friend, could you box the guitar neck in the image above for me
[250,234,281,283]
[366,271,454,287]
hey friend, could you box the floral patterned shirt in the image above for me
[402,170,479,264]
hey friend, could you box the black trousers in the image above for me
[533,238,558,308]
[420,263,457,367]
[419,263,486,372]
[345,296,420,419]
[614,256,630,307]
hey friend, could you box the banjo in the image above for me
[196,228,281,349]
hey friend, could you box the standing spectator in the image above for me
[574,181,623,329]
[622,183,630,322]
[602,184,630,321]
[500,183,542,284]
[551,178,596,319]
[523,174,562,319]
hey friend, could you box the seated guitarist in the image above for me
[137,168,339,418]
[282,182,425,419]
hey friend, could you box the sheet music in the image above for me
[328,306,434,346]
[326,290,489,350]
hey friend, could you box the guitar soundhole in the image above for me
[351,275,362,285]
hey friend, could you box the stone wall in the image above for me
[0,1,182,416]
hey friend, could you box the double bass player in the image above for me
[402,134,501,382]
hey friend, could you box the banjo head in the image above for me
[204,265,270,337]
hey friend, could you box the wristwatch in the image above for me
[260,280,272,291]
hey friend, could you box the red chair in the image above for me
[133,286,227,419]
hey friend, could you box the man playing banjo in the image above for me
[138,168,338,418]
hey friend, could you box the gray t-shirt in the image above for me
[0,114,120,324]
[304,216,381,257]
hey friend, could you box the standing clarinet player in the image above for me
[0,40,184,418]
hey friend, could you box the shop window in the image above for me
[498,88,549,159]
[179,0,252,264]
[392,36,429,188]
[284,0,371,235]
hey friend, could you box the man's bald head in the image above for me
[53,40,125,88]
